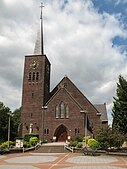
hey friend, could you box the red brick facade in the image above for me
[21,54,50,139]
[20,53,108,141]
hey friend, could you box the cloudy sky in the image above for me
[0,0,127,125]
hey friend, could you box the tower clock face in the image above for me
[30,60,39,70]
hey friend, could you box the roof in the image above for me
[94,103,108,122]
[49,76,100,114]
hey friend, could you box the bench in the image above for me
[82,147,97,156]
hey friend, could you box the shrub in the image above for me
[29,137,38,146]
[24,133,39,142]
[76,142,83,148]
[96,126,125,150]
[0,141,15,148]
[69,141,77,147]
[73,135,83,142]
[88,139,100,150]
[23,141,30,148]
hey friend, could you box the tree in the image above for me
[11,107,21,138]
[0,102,10,142]
[96,126,124,150]
[96,126,111,150]
[0,101,21,143]
[112,75,127,135]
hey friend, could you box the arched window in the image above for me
[55,102,70,119]
[56,105,59,118]
[28,72,31,82]
[36,72,39,81]
[66,105,69,118]
[60,102,65,118]
[32,72,35,81]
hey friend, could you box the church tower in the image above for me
[20,3,50,139]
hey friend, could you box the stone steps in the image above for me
[33,145,69,153]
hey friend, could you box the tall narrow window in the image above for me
[36,72,39,81]
[60,102,65,118]
[32,93,34,98]
[32,72,35,81]
[75,128,77,135]
[28,72,32,82]
[56,105,59,118]
[66,105,69,118]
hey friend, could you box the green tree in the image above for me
[96,126,124,150]
[11,107,21,138]
[0,102,11,142]
[96,126,111,150]
[112,75,127,134]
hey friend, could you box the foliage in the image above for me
[0,102,11,142]
[76,142,83,148]
[88,139,100,150]
[73,135,83,142]
[29,137,38,146]
[0,101,21,142]
[23,141,30,148]
[0,141,15,148]
[96,126,112,150]
[69,141,78,147]
[112,75,127,134]
[11,107,21,138]
[24,133,39,142]
[96,126,125,150]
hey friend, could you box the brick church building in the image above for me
[20,4,108,142]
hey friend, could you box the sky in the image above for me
[0,0,127,125]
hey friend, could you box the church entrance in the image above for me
[54,124,68,142]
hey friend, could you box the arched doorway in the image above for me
[54,124,68,142]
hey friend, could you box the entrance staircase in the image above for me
[33,142,70,153]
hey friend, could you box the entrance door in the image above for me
[58,131,68,142]
[54,124,68,142]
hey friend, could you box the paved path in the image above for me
[0,153,127,169]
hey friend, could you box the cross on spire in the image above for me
[40,2,44,19]
[34,2,45,55]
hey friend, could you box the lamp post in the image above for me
[85,111,88,147]
[7,111,13,149]
[80,110,88,147]
[42,106,47,141]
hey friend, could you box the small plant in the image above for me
[88,139,100,150]
[0,141,15,149]
[69,141,77,147]
[29,137,38,146]
[24,133,39,142]
[23,141,30,148]
[76,142,83,148]
[73,135,83,142]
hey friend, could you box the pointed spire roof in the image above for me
[34,2,44,55]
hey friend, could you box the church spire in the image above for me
[34,2,44,55]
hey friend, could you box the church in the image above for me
[20,4,108,142]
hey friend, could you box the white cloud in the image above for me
[0,0,127,125]
[115,0,127,5]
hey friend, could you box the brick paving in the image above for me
[0,153,126,169]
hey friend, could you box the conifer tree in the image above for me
[112,75,127,134]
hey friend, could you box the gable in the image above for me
[50,76,99,114]
[94,103,108,122]
[46,85,83,110]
